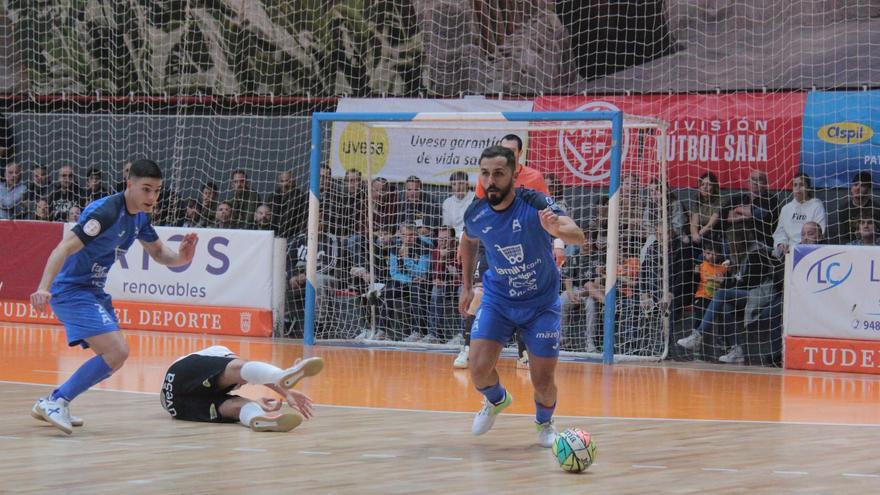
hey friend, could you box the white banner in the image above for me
[101,226,275,309]
[331,97,534,184]
[784,244,880,340]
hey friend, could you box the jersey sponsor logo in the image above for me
[494,243,525,264]
[83,219,101,236]
[512,219,522,232]
[535,330,560,339]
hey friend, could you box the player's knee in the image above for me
[104,342,130,371]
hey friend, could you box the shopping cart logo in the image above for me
[495,243,525,264]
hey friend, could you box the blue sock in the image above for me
[477,382,506,405]
[536,401,556,424]
[51,355,113,402]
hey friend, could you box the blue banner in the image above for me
[801,91,880,188]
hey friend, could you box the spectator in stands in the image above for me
[328,168,366,261]
[772,172,826,257]
[561,230,603,353]
[848,214,880,246]
[48,164,83,221]
[271,170,308,239]
[197,182,219,226]
[441,171,475,238]
[114,161,132,193]
[67,205,82,223]
[368,176,399,236]
[210,201,234,229]
[801,221,823,245]
[252,204,277,232]
[26,164,51,202]
[423,226,462,344]
[692,242,727,321]
[0,162,27,219]
[725,169,778,251]
[619,173,646,240]
[400,175,440,238]
[383,223,431,342]
[228,169,261,228]
[644,178,687,241]
[677,231,776,364]
[827,171,879,245]
[31,198,51,221]
[689,171,724,246]
[85,167,111,204]
[177,199,203,228]
[286,221,339,338]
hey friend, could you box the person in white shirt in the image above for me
[773,172,826,257]
[441,171,475,237]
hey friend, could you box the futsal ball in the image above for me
[552,428,597,473]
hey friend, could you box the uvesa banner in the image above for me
[801,91,880,188]
[784,244,880,341]
[103,226,275,310]
[331,97,534,184]
[531,93,806,189]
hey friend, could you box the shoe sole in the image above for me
[250,412,303,432]
[453,362,468,369]
[278,357,324,389]
[38,406,73,435]
[31,405,84,427]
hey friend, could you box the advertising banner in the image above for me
[801,91,880,188]
[331,97,533,184]
[784,244,880,341]
[532,93,806,189]
[785,335,880,375]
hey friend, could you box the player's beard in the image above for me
[486,183,513,206]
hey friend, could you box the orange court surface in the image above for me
[2,322,880,494]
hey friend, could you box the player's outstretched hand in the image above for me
[178,233,199,263]
[258,397,283,412]
[539,208,561,236]
[283,389,314,419]
[459,286,474,316]
[30,289,51,313]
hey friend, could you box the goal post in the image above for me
[306,110,667,364]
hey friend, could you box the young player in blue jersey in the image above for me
[29,159,199,435]
[459,145,585,447]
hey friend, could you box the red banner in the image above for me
[531,93,806,189]
[0,220,64,300]
[785,335,880,375]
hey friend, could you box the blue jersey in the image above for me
[463,188,566,308]
[52,193,158,294]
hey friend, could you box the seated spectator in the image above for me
[227,169,261,228]
[400,175,440,239]
[423,226,461,344]
[67,205,82,223]
[693,242,727,320]
[441,171,475,238]
[848,214,880,246]
[0,162,27,219]
[561,231,603,353]
[31,198,51,221]
[85,167,111,204]
[725,169,778,250]
[800,221,823,245]
[48,165,84,221]
[286,222,339,337]
[209,201,235,229]
[327,168,366,266]
[689,171,724,246]
[772,172,826,257]
[382,223,431,342]
[252,204,277,232]
[619,173,646,241]
[26,164,51,203]
[643,178,688,241]
[827,171,879,245]
[197,182,219,226]
[114,161,132,193]
[177,199,203,228]
[271,170,308,239]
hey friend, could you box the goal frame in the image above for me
[306,110,632,364]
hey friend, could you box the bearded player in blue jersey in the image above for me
[29,159,198,435]
[459,145,585,447]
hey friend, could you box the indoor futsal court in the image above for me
[2,322,880,494]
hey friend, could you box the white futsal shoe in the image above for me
[676,330,703,350]
[249,411,304,432]
[472,391,512,435]
[32,397,84,427]
[276,357,325,389]
[536,420,558,448]
[37,396,73,435]
[453,345,469,369]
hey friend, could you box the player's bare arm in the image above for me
[538,209,585,246]
[458,232,480,315]
[30,231,85,312]
[140,232,199,267]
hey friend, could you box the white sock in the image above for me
[240,361,283,385]
[239,401,264,427]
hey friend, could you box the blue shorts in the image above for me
[472,296,562,358]
[50,289,120,348]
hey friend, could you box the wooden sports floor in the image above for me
[2,323,880,494]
